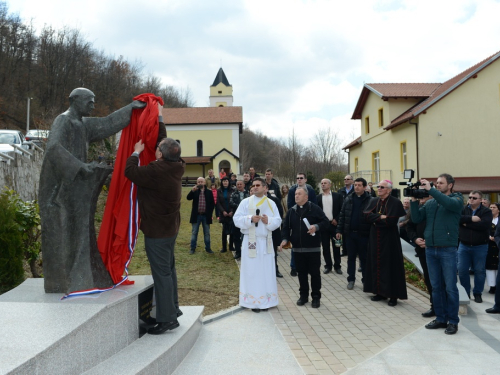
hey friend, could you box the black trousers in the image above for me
[416,246,433,306]
[232,226,242,255]
[321,224,341,270]
[144,235,178,323]
[295,251,321,300]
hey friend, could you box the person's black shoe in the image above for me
[445,323,458,335]
[252,308,261,313]
[177,309,183,318]
[388,298,397,307]
[220,249,227,253]
[148,320,179,335]
[474,294,483,303]
[290,269,297,277]
[276,271,283,278]
[311,299,320,308]
[206,249,214,254]
[189,249,195,254]
[234,252,241,259]
[421,309,436,318]
[296,298,308,306]
[323,267,332,274]
[489,286,496,294]
[486,307,500,314]
[335,268,343,275]
[425,320,447,329]
[371,294,387,302]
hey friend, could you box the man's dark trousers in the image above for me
[295,251,322,300]
[144,235,178,323]
[345,231,367,283]
[321,224,341,271]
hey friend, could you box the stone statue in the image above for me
[39,88,146,293]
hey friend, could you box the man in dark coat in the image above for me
[230,180,249,259]
[317,178,342,274]
[336,178,372,290]
[363,180,407,306]
[281,187,330,308]
[187,177,215,254]
[125,137,185,334]
[338,174,355,257]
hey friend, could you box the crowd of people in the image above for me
[131,151,500,335]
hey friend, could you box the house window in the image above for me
[378,108,384,127]
[354,157,359,172]
[400,142,407,171]
[197,140,203,156]
[365,116,370,134]
[218,91,222,94]
[372,151,380,183]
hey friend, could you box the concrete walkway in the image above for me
[175,250,500,374]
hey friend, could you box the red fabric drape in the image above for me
[98,93,164,284]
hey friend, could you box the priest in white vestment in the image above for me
[233,178,282,312]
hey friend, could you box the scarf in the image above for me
[247,195,274,258]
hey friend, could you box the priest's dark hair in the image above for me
[354,177,367,187]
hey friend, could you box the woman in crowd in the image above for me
[217,177,234,253]
[219,168,227,179]
[280,184,289,218]
[487,203,500,294]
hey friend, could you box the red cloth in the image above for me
[98,93,164,285]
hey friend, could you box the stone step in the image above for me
[82,306,203,375]
[0,276,160,374]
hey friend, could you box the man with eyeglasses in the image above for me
[363,180,407,307]
[458,190,492,304]
[411,173,463,335]
[287,172,318,276]
[233,178,282,313]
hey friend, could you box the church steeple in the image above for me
[210,68,233,107]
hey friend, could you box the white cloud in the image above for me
[5,0,500,146]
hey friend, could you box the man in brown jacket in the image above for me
[125,137,185,335]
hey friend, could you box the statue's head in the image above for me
[69,88,95,116]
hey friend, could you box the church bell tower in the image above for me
[209,68,233,107]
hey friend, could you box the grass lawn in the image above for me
[96,187,240,316]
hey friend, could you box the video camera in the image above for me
[399,169,433,199]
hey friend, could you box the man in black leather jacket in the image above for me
[336,177,372,291]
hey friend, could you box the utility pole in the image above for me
[26,97,33,133]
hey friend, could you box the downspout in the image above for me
[409,117,419,179]
[344,149,350,172]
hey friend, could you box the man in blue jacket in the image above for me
[410,173,463,335]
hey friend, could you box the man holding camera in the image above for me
[187,177,215,254]
[410,174,463,335]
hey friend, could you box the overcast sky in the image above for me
[5,0,500,146]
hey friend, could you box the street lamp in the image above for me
[26,97,33,133]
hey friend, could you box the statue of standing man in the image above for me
[39,88,146,294]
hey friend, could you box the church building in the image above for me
[163,68,243,179]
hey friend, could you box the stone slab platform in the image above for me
[0,276,154,375]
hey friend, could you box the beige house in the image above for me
[345,51,500,202]
[162,68,243,179]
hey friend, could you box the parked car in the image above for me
[25,129,50,145]
[0,130,31,159]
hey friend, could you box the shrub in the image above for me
[0,190,24,294]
